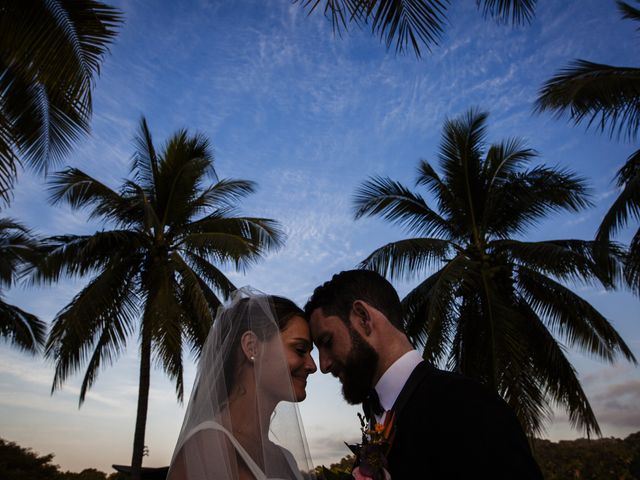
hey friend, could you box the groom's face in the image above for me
[309,308,379,405]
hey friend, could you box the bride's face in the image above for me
[259,315,317,402]
[280,316,317,401]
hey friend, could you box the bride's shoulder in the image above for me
[168,427,237,480]
[265,441,303,479]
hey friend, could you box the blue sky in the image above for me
[1,0,639,473]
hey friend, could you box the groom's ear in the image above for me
[351,300,373,336]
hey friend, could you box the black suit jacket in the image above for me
[383,362,543,479]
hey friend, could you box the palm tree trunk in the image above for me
[479,270,497,391]
[131,322,152,480]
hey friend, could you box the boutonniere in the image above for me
[346,411,396,480]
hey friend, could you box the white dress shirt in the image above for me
[373,349,423,424]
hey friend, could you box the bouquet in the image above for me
[346,411,395,480]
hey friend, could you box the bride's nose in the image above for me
[305,354,317,374]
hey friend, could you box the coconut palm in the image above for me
[30,118,284,480]
[0,0,122,202]
[535,0,640,296]
[295,0,536,57]
[353,109,636,437]
[0,218,45,353]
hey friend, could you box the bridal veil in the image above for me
[167,288,315,479]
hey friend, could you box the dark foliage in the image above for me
[536,1,640,297]
[533,432,640,479]
[0,0,123,202]
[295,0,536,57]
[0,438,60,480]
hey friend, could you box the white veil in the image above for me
[167,288,316,480]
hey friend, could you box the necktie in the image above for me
[363,388,384,420]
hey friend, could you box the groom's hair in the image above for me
[304,269,404,332]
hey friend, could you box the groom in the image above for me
[305,269,543,479]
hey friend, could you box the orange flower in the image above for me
[382,411,395,439]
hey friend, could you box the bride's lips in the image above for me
[293,375,307,386]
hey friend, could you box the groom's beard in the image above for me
[339,327,379,405]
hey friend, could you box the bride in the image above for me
[167,289,318,480]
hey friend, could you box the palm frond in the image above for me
[296,0,448,57]
[358,237,454,280]
[618,1,640,26]
[415,160,460,224]
[131,117,160,192]
[0,0,122,186]
[492,239,622,288]
[149,131,217,232]
[354,176,451,237]
[159,158,209,230]
[30,231,143,285]
[402,257,468,365]
[516,266,636,364]
[439,109,488,180]
[48,168,143,227]
[78,275,139,403]
[0,217,41,286]
[180,232,265,266]
[597,148,640,240]
[514,298,601,436]
[0,300,47,354]
[182,251,236,303]
[625,227,640,294]
[473,294,552,434]
[482,138,536,190]
[296,0,361,35]
[181,216,285,265]
[143,261,187,402]
[45,256,139,396]
[486,166,592,238]
[190,179,256,214]
[296,0,535,57]
[480,139,538,236]
[477,0,536,25]
[172,253,215,327]
[535,60,640,142]
[172,253,218,359]
[368,0,449,57]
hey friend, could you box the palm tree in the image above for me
[0,0,122,202]
[0,217,45,353]
[29,118,285,480]
[535,1,640,297]
[295,0,536,57]
[353,109,637,438]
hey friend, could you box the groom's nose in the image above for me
[319,353,332,374]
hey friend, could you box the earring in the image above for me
[250,355,255,361]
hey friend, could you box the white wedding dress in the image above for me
[174,420,303,480]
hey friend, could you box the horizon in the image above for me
[1,0,639,474]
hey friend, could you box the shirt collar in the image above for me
[374,349,423,413]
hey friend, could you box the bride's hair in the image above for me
[217,295,303,407]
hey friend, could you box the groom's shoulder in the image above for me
[412,363,501,404]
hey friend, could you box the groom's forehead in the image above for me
[309,309,348,336]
